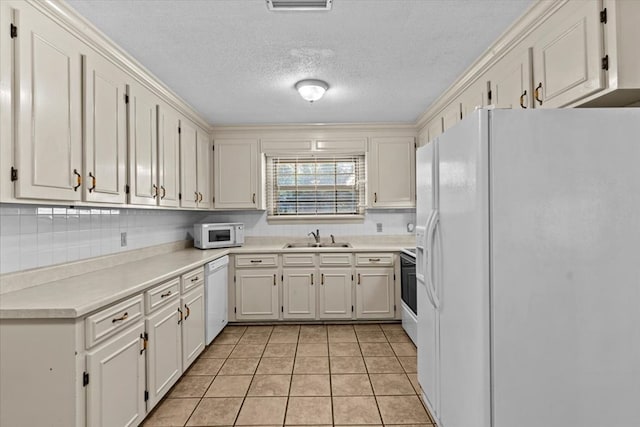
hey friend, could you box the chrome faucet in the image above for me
[330,234,336,244]
[308,229,320,243]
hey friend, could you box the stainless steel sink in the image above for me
[283,242,351,248]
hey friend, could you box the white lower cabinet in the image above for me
[235,268,279,320]
[282,268,316,319]
[145,299,182,408]
[181,285,205,370]
[355,267,395,319]
[86,322,146,427]
[319,268,353,319]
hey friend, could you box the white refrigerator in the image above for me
[416,108,640,427]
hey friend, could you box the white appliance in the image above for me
[204,256,229,344]
[194,223,244,249]
[416,108,640,427]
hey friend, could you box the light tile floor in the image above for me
[143,323,434,427]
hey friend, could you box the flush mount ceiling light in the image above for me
[295,79,329,103]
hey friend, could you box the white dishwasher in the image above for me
[205,255,229,345]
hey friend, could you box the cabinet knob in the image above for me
[534,83,543,106]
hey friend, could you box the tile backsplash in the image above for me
[0,204,203,274]
[0,204,415,274]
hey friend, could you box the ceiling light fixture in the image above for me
[295,79,329,103]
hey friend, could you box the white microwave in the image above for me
[193,223,244,249]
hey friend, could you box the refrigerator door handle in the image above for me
[426,210,441,309]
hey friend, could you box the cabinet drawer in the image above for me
[319,253,352,266]
[182,267,204,294]
[283,253,315,266]
[85,295,144,348]
[146,278,180,314]
[355,253,395,266]
[235,254,278,268]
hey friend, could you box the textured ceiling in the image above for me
[66,0,533,125]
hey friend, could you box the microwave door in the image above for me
[208,227,233,244]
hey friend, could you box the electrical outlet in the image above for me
[376,223,383,232]
[121,232,127,247]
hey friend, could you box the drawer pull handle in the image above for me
[374,192,377,203]
[160,291,172,298]
[112,312,128,323]
[152,184,158,199]
[88,172,96,192]
[184,304,191,320]
[252,193,256,204]
[177,307,183,324]
[160,185,166,199]
[357,274,361,285]
[369,258,381,262]
[534,82,543,105]
[190,276,199,282]
[519,90,528,109]
[198,192,203,202]
[73,169,82,191]
[321,273,324,285]
[250,260,262,263]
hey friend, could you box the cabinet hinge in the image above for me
[394,304,396,312]
[351,274,354,281]
[281,306,284,313]
[212,144,215,151]
[10,167,17,182]
[124,184,130,194]
[281,274,284,282]
[10,24,17,39]
[600,8,607,23]
[82,372,89,387]
[351,305,354,312]
[178,127,181,134]
[178,192,182,200]
[234,306,236,313]
[233,275,236,283]
[212,196,215,203]
[144,390,149,402]
[124,94,129,104]
[602,55,609,71]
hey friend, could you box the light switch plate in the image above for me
[120,232,127,247]
[376,223,383,232]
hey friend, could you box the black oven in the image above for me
[400,251,417,315]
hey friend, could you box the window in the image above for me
[266,155,366,218]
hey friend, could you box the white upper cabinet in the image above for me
[368,137,415,208]
[157,104,180,207]
[489,47,533,109]
[214,139,259,209]
[196,128,212,209]
[13,3,83,201]
[83,50,128,204]
[128,82,158,206]
[531,0,604,108]
[179,119,198,208]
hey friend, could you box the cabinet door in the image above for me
[128,83,158,205]
[460,80,486,119]
[491,48,533,109]
[442,101,461,132]
[283,268,316,319]
[355,267,395,319]
[179,119,198,208]
[86,322,146,427]
[319,268,353,319]
[182,285,205,370]
[235,269,279,320]
[157,105,180,207]
[532,0,604,108]
[214,139,259,209]
[146,299,182,409]
[369,137,416,208]
[83,51,128,204]
[14,4,82,201]
[196,129,212,209]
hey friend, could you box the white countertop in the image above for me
[0,241,412,320]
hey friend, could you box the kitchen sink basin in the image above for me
[283,242,351,248]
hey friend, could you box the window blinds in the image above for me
[266,155,366,217]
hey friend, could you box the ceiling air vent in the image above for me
[266,0,333,11]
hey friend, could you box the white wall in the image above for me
[199,209,416,238]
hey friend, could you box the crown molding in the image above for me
[414,0,568,132]
[211,122,417,136]
[26,0,212,131]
